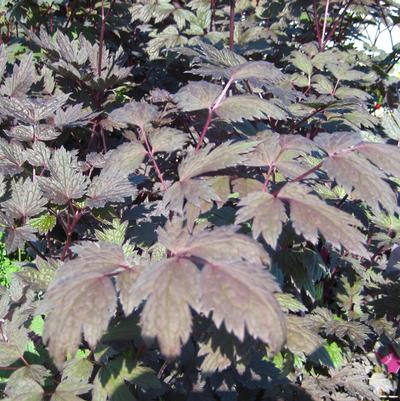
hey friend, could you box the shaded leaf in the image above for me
[236,191,287,248]
[41,242,127,366]
[128,257,200,357]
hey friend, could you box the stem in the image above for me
[290,105,328,132]
[139,127,167,191]
[195,109,213,151]
[20,355,30,367]
[324,0,353,45]
[195,77,234,151]
[157,360,169,379]
[210,0,217,31]
[336,193,348,208]
[229,0,235,50]
[332,78,340,95]
[313,0,322,46]
[98,0,106,77]
[291,161,323,183]
[262,165,275,192]
[273,161,323,197]
[60,210,83,261]
[320,0,330,50]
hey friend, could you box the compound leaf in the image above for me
[41,242,127,367]
[236,191,287,248]
[129,257,200,357]
[200,260,285,352]
[278,183,368,258]
[216,95,288,122]
[174,81,221,111]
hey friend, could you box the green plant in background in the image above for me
[0,233,20,287]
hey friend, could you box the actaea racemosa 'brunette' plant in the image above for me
[0,0,400,400]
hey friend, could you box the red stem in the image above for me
[139,127,167,191]
[229,0,235,50]
[320,0,330,50]
[210,0,217,31]
[262,164,275,192]
[324,0,353,46]
[195,77,234,151]
[272,161,323,197]
[291,161,323,183]
[195,109,213,151]
[60,210,83,261]
[313,0,322,45]
[97,0,106,77]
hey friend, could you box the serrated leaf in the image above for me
[276,293,307,313]
[200,260,285,352]
[227,60,284,82]
[41,242,128,367]
[0,94,69,124]
[0,139,26,176]
[108,101,158,128]
[174,81,221,111]
[37,147,88,205]
[0,326,28,366]
[5,225,37,254]
[3,178,46,221]
[178,141,255,181]
[16,257,58,291]
[101,142,146,176]
[321,152,396,213]
[86,170,137,209]
[61,358,93,384]
[216,95,288,122]
[29,213,56,234]
[356,142,400,178]
[54,104,96,128]
[51,380,92,401]
[115,268,141,317]
[162,178,219,213]
[290,51,313,76]
[278,183,368,258]
[286,316,322,355]
[312,74,333,94]
[185,226,271,265]
[0,52,36,97]
[149,127,188,153]
[128,257,200,357]
[236,191,287,248]
[4,377,44,401]
[25,141,51,168]
[382,108,400,140]
[323,320,371,349]
[6,364,49,389]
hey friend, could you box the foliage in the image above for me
[0,0,399,400]
[0,233,21,287]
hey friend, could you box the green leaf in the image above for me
[28,213,56,234]
[323,341,343,369]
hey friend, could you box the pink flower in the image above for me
[377,348,400,374]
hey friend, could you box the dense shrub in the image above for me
[0,0,399,400]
